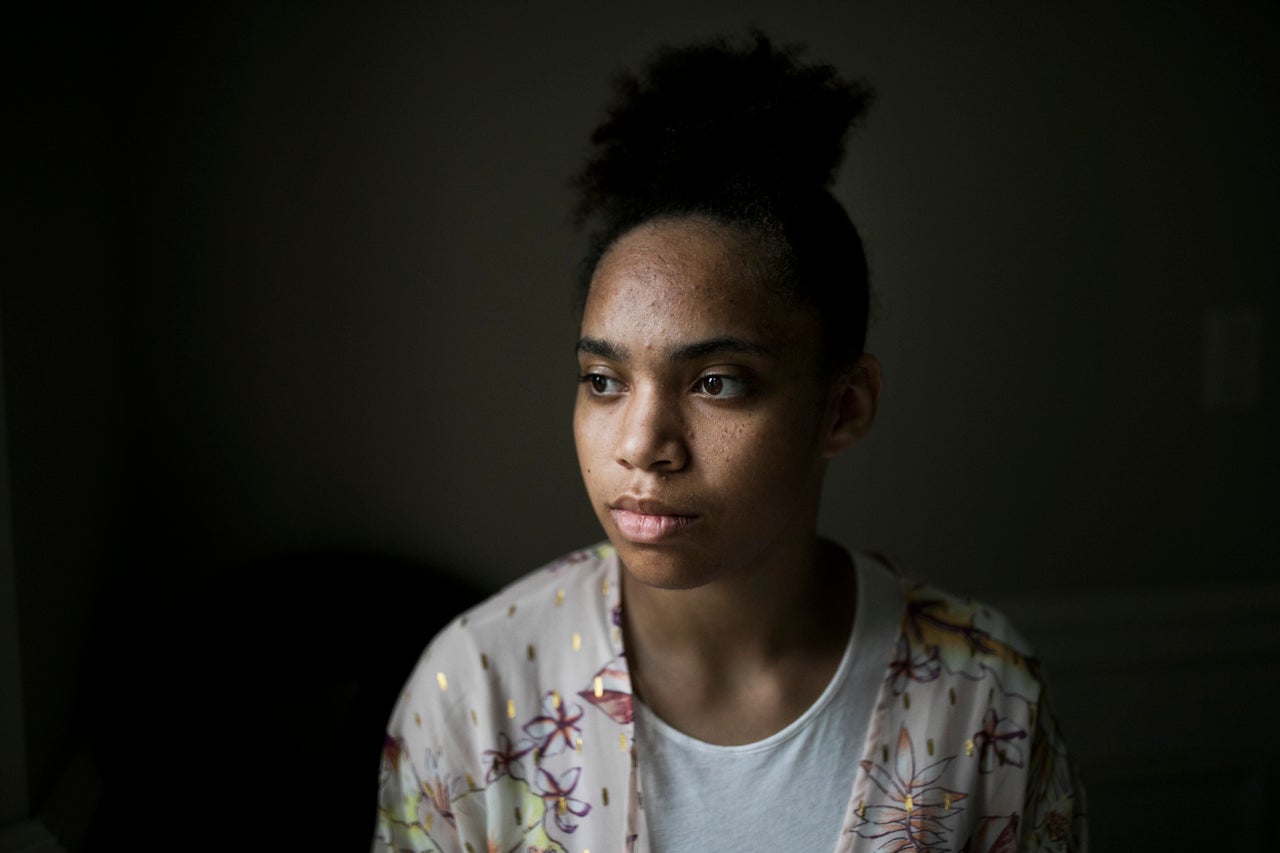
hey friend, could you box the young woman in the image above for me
[374,34,1084,853]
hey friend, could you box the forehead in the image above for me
[582,218,816,354]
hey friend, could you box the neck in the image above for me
[619,537,856,745]
[621,537,854,668]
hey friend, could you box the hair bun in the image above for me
[575,31,873,228]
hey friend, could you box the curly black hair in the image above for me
[572,31,874,368]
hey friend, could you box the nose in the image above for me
[616,387,689,472]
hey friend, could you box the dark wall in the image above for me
[5,0,1277,847]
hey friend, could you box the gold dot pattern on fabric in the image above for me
[858,800,866,819]
[904,794,914,813]
[527,644,536,661]
[552,690,562,709]
[414,712,421,728]
[602,787,610,806]
[507,604,517,617]
[902,693,911,710]
[593,676,604,697]
[926,738,934,756]
[558,796,567,815]
[436,672,448,691]
[944,793,952,810]
[465,773,476,789]
[481,653,489,670]
[572,632,582,651]
[514,806,522,825]
[619,733,628,751]
[464,843,474,853]
[602,578,610,596]
[425,812,433,832]
[555,589,565,606]
[470,709,478,726]
[576,736,583,753]
[965,738,975,757]
[949,687,956,705]
[508,699,516,719]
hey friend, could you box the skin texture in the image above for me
[573,216,882,744]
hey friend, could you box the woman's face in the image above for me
[573,217,850,591]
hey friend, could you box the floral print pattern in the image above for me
[973,709,1027,774]
[523,692,585,759]
[858,725,968,851]
[374,546,1085,853]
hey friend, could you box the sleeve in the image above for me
[371,631,472,853]
[372,733,461,853]
[1018,685,1088,852]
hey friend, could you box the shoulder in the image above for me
[893,576,1045,703]
[405,542,616,673]
[854,573,1085,850]
[451,542,617,637]
[390,542,621,731]
[376,543,631,851]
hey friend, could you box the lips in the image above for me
[608,496,698,544]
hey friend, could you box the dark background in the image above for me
[4,1,1277,849]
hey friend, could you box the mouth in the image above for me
[608,497,698,544]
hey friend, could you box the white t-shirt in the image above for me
[635,556,903,852]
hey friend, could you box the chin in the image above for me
[611,541,722,591]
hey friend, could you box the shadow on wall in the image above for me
[71,551,483,852]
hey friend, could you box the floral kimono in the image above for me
[373,544,1085,852]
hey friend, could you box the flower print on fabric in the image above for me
[375,736,468,852]
[421,746,469,829]
[524,691,585,760]
[973,708,1027,773]
[1020,696,1084,850]
[450,774,567,853]
[578,655,633,724]
[903,588,1041,702]
[855,725,967,852]
[533,766,593,834]
[887,632,942,695]
[482,731,533,783]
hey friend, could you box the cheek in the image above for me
[705,412,821,487]
[572,405,607,473]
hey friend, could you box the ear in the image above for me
[821,354,883,459]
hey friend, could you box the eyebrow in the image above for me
[576,337,629,361]
[575,335,774,362]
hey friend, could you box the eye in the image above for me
[580,373,625,396]
[694,374,748,398]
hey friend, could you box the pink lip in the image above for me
[608,496,698,544]
[610,509,698,543]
